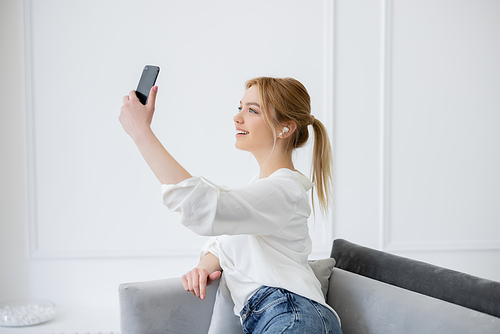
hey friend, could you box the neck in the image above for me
[253,147,295,179]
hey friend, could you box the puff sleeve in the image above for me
[161,175,302,236]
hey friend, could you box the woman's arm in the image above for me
[120,86,192,185]
[163,174,301,236]
[182,252,222,300]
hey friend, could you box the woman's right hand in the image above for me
[182,268,222,300]
[119,86,157,141]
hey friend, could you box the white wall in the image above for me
[1,0,334,313]
[332,0,500,280]
[1,0,499,326]
[24,0,333,261]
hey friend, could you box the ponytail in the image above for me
[310,117,333,215]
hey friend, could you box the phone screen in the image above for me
[136,65,160,105]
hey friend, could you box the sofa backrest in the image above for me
[327,268,500,334]
[330,239,500,318]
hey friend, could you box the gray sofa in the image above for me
[119,239,500,333]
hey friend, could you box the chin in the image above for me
[235,141,253,153]
[235,142,246,151]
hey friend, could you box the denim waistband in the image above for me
[243,286,279,311]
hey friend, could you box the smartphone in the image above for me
[136,65,160,105]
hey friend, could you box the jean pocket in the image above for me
[252,296,288,315]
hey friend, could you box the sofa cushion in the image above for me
[309,258,336,298]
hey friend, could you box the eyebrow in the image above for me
[240,101,261,108]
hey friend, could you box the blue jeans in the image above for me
[240,286,342,334]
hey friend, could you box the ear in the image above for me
[278,121,297,139]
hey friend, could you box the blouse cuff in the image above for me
[199,236,219,261]
[161,176,230,236]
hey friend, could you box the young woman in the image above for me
[120,77,342,334]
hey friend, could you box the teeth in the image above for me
[237,130,249,134]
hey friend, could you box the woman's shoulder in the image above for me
[271,168,313,189]
[255,168,313,193]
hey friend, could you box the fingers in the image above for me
[181,273,189,292]
[146,86,158,108]
[208,271,222,285]
[199,274,208,300]
[121,91,138,107]
[129,90,137,98]
[122,87,157,107]
[181,268,220,300]
[181,268,205,299]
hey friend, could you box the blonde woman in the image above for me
[120,77,342,334]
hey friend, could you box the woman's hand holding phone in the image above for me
[120,65,160,141]
[119,65,191,185]
[119,85,158,142]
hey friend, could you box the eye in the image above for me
[249,108,258,114]
[237,106,242,113]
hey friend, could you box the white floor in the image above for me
[0,306,120,334]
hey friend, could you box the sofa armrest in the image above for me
[119,277,218,334]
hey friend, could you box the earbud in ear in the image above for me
[279,127,290,136]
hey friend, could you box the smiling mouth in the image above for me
[236,130,249,135]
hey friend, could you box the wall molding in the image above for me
[379,0,393,251]
[24,0,336,259]
[321,0,335,258]
[24,0,40,259]
[378,0,500,253]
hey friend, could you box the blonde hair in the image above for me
[245,77,333,215]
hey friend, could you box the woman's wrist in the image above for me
[197,252,222,274]
[195,265,213,274]
[131,126,155,144]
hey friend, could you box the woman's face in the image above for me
[233,85,275,155]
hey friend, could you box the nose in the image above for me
[233,112,243,124]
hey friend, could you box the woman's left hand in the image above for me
[119,86,158,141]
[182,268,222,300]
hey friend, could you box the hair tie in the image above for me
[309,115,315,125]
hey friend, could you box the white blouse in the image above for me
[162,168,338,320]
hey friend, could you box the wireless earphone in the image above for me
[279,127,290,136]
